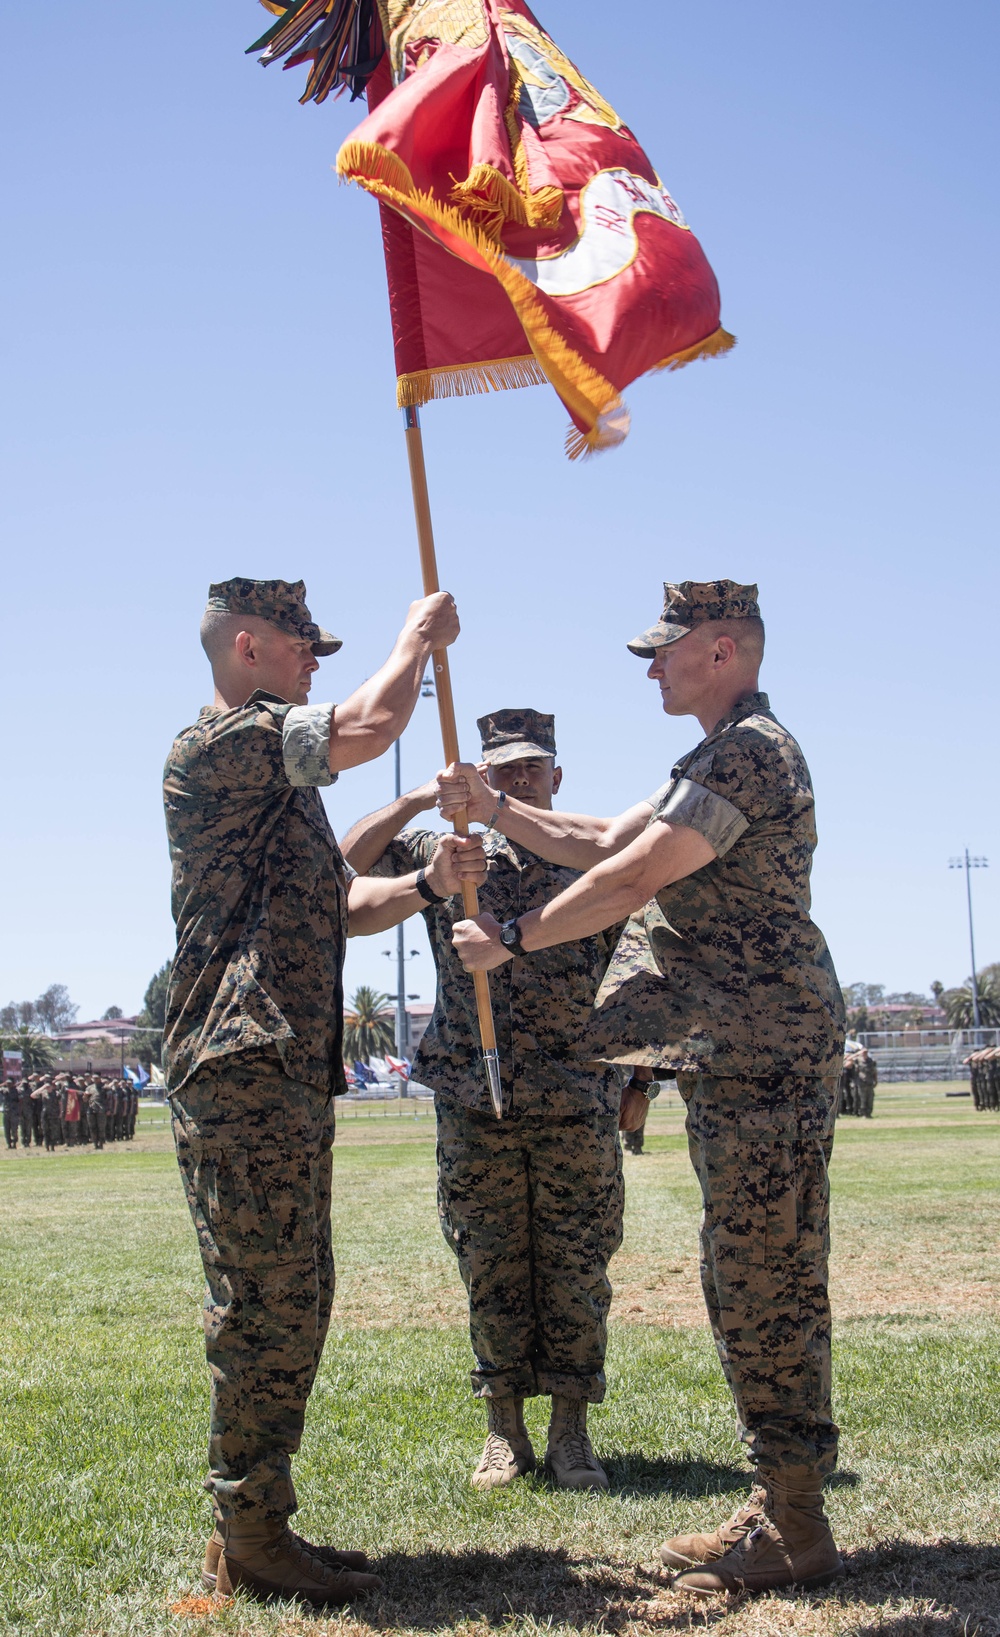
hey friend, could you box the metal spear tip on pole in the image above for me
[483,1049,503,1119]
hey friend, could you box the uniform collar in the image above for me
[709,690,771,738]
[198,689,288,721]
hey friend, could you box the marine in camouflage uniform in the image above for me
[966,1046,1000,1110]
[838,1050,858,1116]
[2,1078,19,1148]
[854,1048,877,1117]
[343,710,623,1491]
[162,575,455,1605]
[86,1080,107,1148]
[30,1078,44,1145]
[445,581,846,1597]
[126,1080,138,1138]
[41,1080,62,1150]
[17,1079,33,1148]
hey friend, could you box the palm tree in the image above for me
[0,1025,56,1076]
[941,964,1000,1028]
[343,986,395,1064]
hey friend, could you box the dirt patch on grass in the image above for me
[606,1244,1000,1329]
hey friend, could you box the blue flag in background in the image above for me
[136,1063,150,1087]
[353,1060,378,1086]
[123,1066,140,1087]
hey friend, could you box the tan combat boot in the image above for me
[215,1521,382,1605]
[202,1526,369,1590]
[659,1483,768,1569]
[671,1473,844,1597]
[471,1396,536,1490]
[545,1395,609,1491]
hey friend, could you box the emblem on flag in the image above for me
[249,0,734,456]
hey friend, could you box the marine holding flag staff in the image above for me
[162,575,461,1608]
[342,710,624,1495]
[441,581,847,1600]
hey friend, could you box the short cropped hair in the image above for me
[199,608,275,666]
[711,615,765,664]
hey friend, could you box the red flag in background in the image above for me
[251,0,734,455]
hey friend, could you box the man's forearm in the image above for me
[347,874,425,936]
[517,852,653,948]
[489,801,624,870]
[342,790,432,874]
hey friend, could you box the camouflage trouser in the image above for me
[170,1050,335,1524]
[436,1092,624,1401]
[677,1071,839,1481]
[19,1109,32,1147]
[3,1110,17,1147]
[88,1109,106,1149]
[43,1113,60,1151]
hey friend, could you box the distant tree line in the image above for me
[844,968,1000,1031]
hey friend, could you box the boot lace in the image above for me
[554,1404,598,1473]
[479,1432,517,1472]
[723,1484,768,1542]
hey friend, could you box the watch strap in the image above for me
[414,867,447,906]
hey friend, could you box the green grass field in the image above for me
[1,1085,998,1637]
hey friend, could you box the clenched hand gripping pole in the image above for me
[402,406,503,1119]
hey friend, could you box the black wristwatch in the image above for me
[499,917,527,958]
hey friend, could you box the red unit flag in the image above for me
[251,0,734,455]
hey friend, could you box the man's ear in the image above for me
[712,635,738,668]
[551,764,563,795]
[234,629,257,667]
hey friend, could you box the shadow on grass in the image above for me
[600,1454,747,1499]
[364,1545,689,1633]
[836,1539,1000,1634]
[348,1539,1000,1634]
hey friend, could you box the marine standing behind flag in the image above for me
[249,0,733,455]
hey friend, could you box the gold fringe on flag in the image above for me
[449,162,564,240]
[397,355,548,407]
[337,137,734,457]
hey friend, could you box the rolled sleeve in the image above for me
[282,703,336,788]
[654,777,748,857]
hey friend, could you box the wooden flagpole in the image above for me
[402,405,503,1118]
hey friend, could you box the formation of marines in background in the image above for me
[1,1073,138,1150]
[965,1046,1000,1110]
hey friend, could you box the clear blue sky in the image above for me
[2,0,997,1023]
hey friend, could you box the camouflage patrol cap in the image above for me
[477,708,556,766]
[205,577,341,656]
[627,580,760,657]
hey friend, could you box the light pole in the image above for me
[387,673,435,1092]
[949,849,989,1032]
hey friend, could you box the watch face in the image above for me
[501,921,517,946]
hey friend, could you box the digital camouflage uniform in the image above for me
[967,1047,1000,1111]
[30,1081,44,1145]
[86,1081,107,1148]
[589,660,844,1481]
[41,1082,61,1150]
[18,1081,33,1148]
[2,1080,19,1149]
[371,710,623,1403]
[855,1049,877,1117]
[163,579,349,1527]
